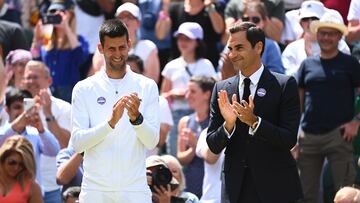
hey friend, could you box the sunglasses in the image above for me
[317,30,341,37]
[6,159,24,168]
[242,16,261,24]
[301,17,319,22]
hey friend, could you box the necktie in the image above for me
[242,78,251,103]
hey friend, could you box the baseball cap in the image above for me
[174,22,204,40]
[299,1,325,20]
[47,0,74,12]
[310,10,348,36]
[146,155,179,186]
[115,2,141,20]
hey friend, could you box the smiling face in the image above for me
[186,81,210,110]
[98,35,131,77]
[317,27,342,54]
[227,31,261,74]
[23,64,51,97]
[3,152,24,179]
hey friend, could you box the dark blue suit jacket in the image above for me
[206,68,303,203]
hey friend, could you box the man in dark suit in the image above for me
[206,22,303,203]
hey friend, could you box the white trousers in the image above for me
[79,189,152,203]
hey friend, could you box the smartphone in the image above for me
[42,14,62,24]
[23,98,35,111]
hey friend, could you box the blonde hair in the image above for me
[161,155,186,192]
[334,186,360,203]
[0,136,36,191]
[45,9,77,50]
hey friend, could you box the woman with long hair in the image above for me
[0,135,43,203]
[31,0,89,102]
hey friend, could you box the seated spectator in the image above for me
[0,135,44,203]
[147,155,199,203]
[334,186,360,203]
[0,87,60,186]
[62,186,81,203]
[56,146,83,194]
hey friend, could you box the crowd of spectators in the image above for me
[0,0,360,202]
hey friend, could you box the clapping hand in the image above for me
[232,95,257,127]
[218,90,237,132]
[124,93,142,122]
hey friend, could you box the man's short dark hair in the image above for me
[229,22,265,55]
[189,76,217,93]
[99,19,129,47]
[5,87,32,108]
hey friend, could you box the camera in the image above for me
[149,165,173,192]
[42,14,62,24]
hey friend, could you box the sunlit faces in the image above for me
[316,27,342,53]
[186,81,210,110]
[176,34,198,55]
[98,36,131,72]
[227,31,261,72]
[23,66,51,96]
[3,152,24,178]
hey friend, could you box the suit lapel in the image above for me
[225,75,240,102]
[253,69,275,115]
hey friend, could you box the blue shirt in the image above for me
[262,38,284,74]
[40,36,89,87]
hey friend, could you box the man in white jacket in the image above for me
[70,19,160,203]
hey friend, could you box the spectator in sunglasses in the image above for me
[0,135,44,203]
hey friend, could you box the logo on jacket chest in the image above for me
[97,97,106,105]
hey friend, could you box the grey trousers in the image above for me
[298,128,356,203]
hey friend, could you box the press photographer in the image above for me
[146,155,199,203]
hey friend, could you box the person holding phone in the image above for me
[30,0,89,102]
[0,87,60,188]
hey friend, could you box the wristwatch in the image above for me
[45,115,56,122]
[130,113,144,125]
